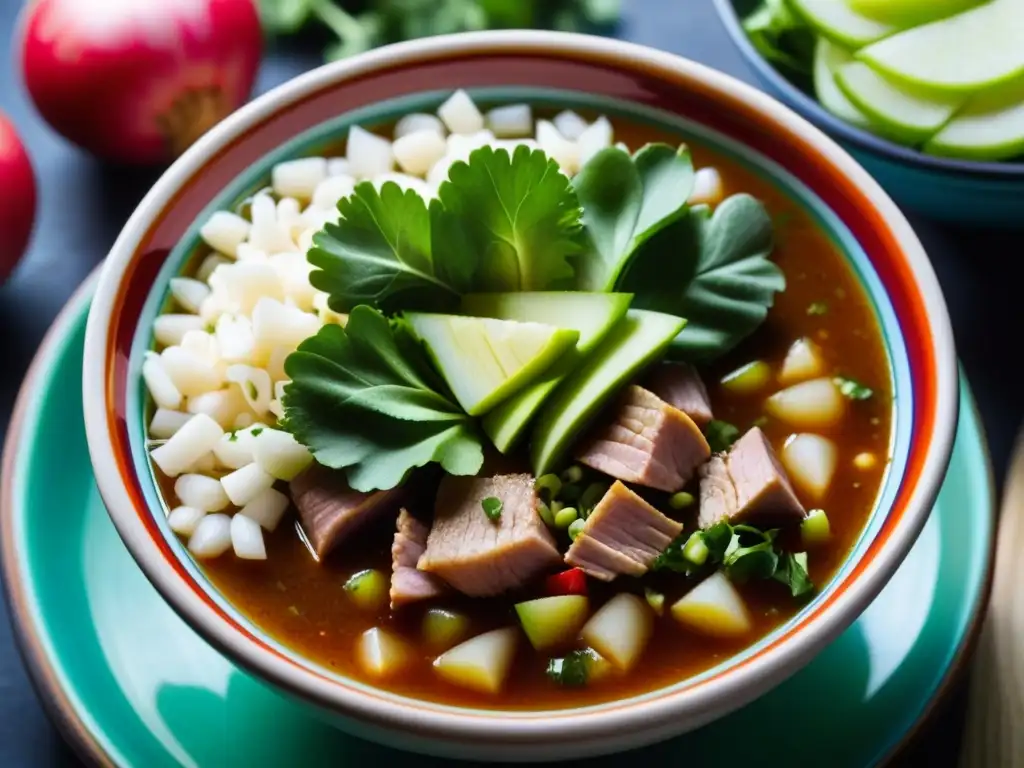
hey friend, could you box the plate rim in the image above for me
[0,275,996,767]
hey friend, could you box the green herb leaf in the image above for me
[571,144,694,291]
[701,521,735,562]
[259,0,316,35]
[651,533,693,573]
[834,376,874,401]
[546,649,594,687]
[282,306,484,491]
[724,539,779,583]
[617,194,785,363]
[742,0,816,76]
[227,430,239,443]
[481,496,503,522]
[437,145,583,291]
[705,419,741,453]
[773,552,815,597]
[308,182,475,315]
[250,427,264,437]
[806,301,828,316]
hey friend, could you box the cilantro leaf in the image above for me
[481,496,503,522]
[437,145,583,291]
[546,649,595,687]
[705,420,741,453]
[773,552,815,598]
[617,194,785,363]
[571,143,694,291]
[282,306,484,491]
[309,182,475,315]
[834,376,874,401]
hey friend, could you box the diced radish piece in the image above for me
[195,253,231,283]
[580,593,653,671]
[433,627,519,695]
[161,345,223,397]
[174,474,230,512]
[186,387,249,430]
[671,571,752,638]
[215,314,255,364]
[356,628,414,679]
[212,424,265,469]
[312,174,356,211]
[151,413,224,477]
[553,110,589,140]
[239,487,290,531]
[689,167,724,207]
[577,116,613,167]
[544,567,588,596]
[327,157,351,176]
[272,157,327,201]
[346,125,394,179]
[392,129,447,177]
[220,462,275,507]
[251,427,313,481]
[766,378,846,429]
[779,337,826,386]
[231,512,267,560]
[226,364,273,417]
[535,120,579,174]
[150,408,192,439]
[515,595,589,650]
[422,608,471,652]
[438,89,484,135]
[142,352,182,410]
[188,514,232,559]
[782,433,838,501]
[486,104,533,138]
[169,277,211,314]
[200,211,250,257]
[167,506,205,536]
[394,112,446,139]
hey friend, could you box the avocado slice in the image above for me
[531,309,686,476]
[515,595,590,651]
[461,292,633,452]
[405,313,579,417]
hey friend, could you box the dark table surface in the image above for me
[0,0,1015,765]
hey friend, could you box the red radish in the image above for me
[17,0,262,165]
[545,568,588,597]
[0,112,36,283]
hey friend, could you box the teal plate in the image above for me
[1,278,995,768]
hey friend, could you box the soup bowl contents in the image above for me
[83,32,957,760]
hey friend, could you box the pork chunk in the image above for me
[565,481,684,581]
[575,386,711,492]
[390,508,448,609]
[417,473,562,597]
[645,362,714,428]
[698,427,806,529]
[290,464,402,561]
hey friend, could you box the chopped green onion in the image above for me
[534,473,562,500]
[568,518,586,541]
[250,427,264,437]
[834,376,874,401]
[579,482,607,512]
[669,491,695,510]
[644,587,665,616]
[546,649,593,687]
[537,501,555,527]
[721,360,772,395]
[561,465,583,484]
[801,509,831,547]
[682,531,709,566]
[481,496,502,522]
[554,507,579,529]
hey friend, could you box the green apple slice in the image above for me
[405,313,579,417]
[835,61,965,144]
[849,0,984,27]
[813,39,873,128]
[925,81,1024,161]
[789,0,898,48]
[856,0,1024,94]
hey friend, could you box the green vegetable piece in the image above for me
[422,608,471,652]
[534,473,563,500]
[404,312,579,417]
[531,309,686,475]
[705,420,741,453]
[580,482,608,512]
[282,307,483,492]
[537,500,556,528]
[651,532,691,573]
[515,595,590,650]
[572,143,694,291]
[849,0,983,26]
[462,291,633,452]
[801,508,832,547]
[343,569,388,612]
[834,376,874,401]
[259,0,315,35]
[669,491,695,510]
[725,540,779,584]
[438,145,583,292]
[561,465,584,484]
[546,648,596,688]
[773,552,816,598]
[813,39,873,130]
[616,195,785,363]
[925,79,1024,161]
[481,496,503,522]
[743,0,818,75]
[789,0,897,48]
[568,518,587,541]
[721,360,772,395]
[644,587,666,616]
[682,531,709,566]
[701,521,737,563]
[554,506,579,529]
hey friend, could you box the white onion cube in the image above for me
[327,157,351,176]
[394,112,446,140]
[552,110,589,141]
[160,345,223,397]
[356,627,413,678]
[248,193,295,254]
[671,572,752,638]
[251,298,320,357]
[215,314,255,364]
[188,513,232,559]
[174,473,230,512]
[169,277,211,314]
[200,211,251,257]
[392,130,447,177]
[312,175,356,211]
[226,365,273,416]
[689,167,724,207]
[231,512,267,560]
[580,593,652,671]
[150,408,192,439]
[150,413,224,478]
[186,387,249,429]
[196,253,231,283]
[535,120,579,175]
[220,462,275,507]
[766,378,846,429]
[239,487,290,531]
[142,352,183,410]
[272,157,327,201]
[577,116,613,168]
[438,89,484,135]
[251,427,313,481]
[346,125,394,179]
[486,104,533,138]
[212,424,265,470]
[218,260,285,315]
[779,337,826,386]
[269,252,317,312]
[782,433,838,501]
[167,506,206,536]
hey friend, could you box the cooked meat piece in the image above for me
[390,508,447,609]
[290,464,403,561]
[575,386,711,492]
[564,481,683,581]
[418,473,562,597]
[645,362,713,428]
[698,427,806,529]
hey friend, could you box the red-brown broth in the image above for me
[156,116,892,709]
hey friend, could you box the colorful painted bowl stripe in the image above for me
[82,31,958,757]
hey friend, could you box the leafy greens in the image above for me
[282,305,484,491]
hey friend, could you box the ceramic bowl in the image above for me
[82,30,959,761]
[714,0,1024,227]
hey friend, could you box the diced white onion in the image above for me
[212,424,264,469]
[357,627,413,678]
[188,513,232,558]
[220,462,275,507]
[579,593,653,671]
[432,627,518,694]
[167,506,206,536]
[577,116,613,168]
[438,89,484,135]
[265,347,289,383]
[346,125,394,179]
[153,314,205,348]
[272,157,327,201]
[394,112,446,140]
[226,365,273,416]
[446,130,495,163]
[195,253,230,283]
[215,314,255,363]
[218,260,286,316]
[671,571,752,638]
[200,211,251,257]
[248,193,295,254]
[251,298,320,358]
[486,104,533,138]
[689,167,724,207]
[312,175,356,211]
[535,120,579,174]
[782,433,838,501]
[269,252,317,311]
[234,242,267,262]
[251,427,313,481]
[169,277,211,314]
[392,130,447,177]
[426,156,455,188]
[142,352,183,410]
[239,487,290,531]
[779,337,826,386]
[149,408,192,439]
[326,157,351,176]
[186,387,250,429]
[766,378,846,429]
[150,413,224,477]
[179,330,220,366]
[175,473,230,512]
[276,197,304,241]
[198,291,229,325]
[231,512,267,560]
[233,412,255,429]
[185,451,218,474]
[161,345,223,397]
[552,110,589,141]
